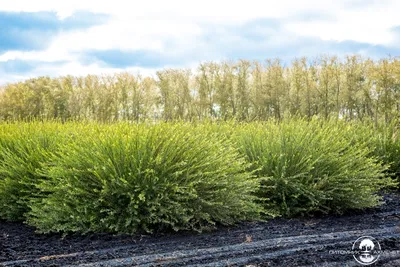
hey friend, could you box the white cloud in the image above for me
[0,0,400,85]
[286,1,400,45]
[0,0,359,22]
[0,47,73,62]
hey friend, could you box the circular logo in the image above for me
[352,236,381,265]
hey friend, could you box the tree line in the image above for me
[1,55,400,123]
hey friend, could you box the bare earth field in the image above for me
[1,194,400,267]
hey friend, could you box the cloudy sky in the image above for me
[0,0,400,85]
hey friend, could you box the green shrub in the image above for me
[234,119,394,217]
[371,120,400,180]
[1,119,396,234]
[0,122,67,220]
[27,123,263,234]
[337,119,400,182]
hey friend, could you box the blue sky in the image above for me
[0,0,400,84]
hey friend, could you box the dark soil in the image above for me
[1,194,400,267]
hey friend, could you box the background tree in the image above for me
[1,55,400,123]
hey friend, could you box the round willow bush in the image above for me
[234,119,394,217]
[28,123,263,234]
[0,122,67,221]
[372,120,400,180]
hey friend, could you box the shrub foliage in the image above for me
[0,120,397,234]
[0,122,67,220]
[234,119,394,216]
[27,123,262,234]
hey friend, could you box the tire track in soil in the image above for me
[1,194,400,266]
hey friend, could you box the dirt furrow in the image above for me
[1,194,400,266]
[62,230,400,267]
